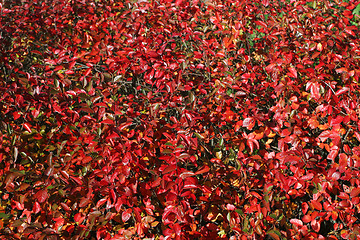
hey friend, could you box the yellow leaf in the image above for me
[318,124,329,130]
[268,131,276,138]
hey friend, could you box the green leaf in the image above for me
[219,137,224,146]
[11,136,17,145]
[162,149,172,154]
[269,213,277,219]
[218,230,226,237]
[9,169,25,175]
[266,185,274,192]
[7,124,12,135]
[353,4,360,16]
[194,132,204,139]
[235,209,244,216]
[227,212,231,222]
[0,213,11,219]
[243,217,249,233]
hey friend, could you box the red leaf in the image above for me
[106,132,120,140]
[74,213,85,224]
[318,130,332,142]
[122,209,132,222]
[310,83,321,99]
[178,153,190,159]
[350,188,360,198]
[311,200,322,211]
[288,67,297,78]
[265,63,277,72]
[290,219,303,227]
[345,27,355,36]
[179,171,195,179]
[66,90,77,96]
[241,73,251,80]
[250,191,262,199]
[35,189,48,203]
[52,102,62,113]
[327,148,339,161]
[162,204,173,218]
[226,204,235,211]
[335,67,348,74]
[195,165,209,175]
[115,198,123,212]
[15,94,24,106]
[183,177,198,189]
[300,173,314,181]
[151,177,161,188]
[262,0,269,6]
[118,122,133,131]
[216,51,225,58]
[147,51,159,58]
[70,176,83,185]
[60,202,71,212]
[13,201,24,210]
[232,227,242,234]
[302,202,309,215]
[335,87,349,96]
[60,170,69,179]
[247,139,259,153]
[339,200,351,208]
[162,164,177,174]
[331,171,341,180]
[110,189,117,203]
[79,197,91,208]
[23,123,32,133]
[243,117,255,130]
[302,214,312,223]
[354,132,360,142]
[255,20,267,28]
[32,202,41,214]
[101,119,114,125]
[311,219,320,232]
[13,111,21,120]
[96,198,107,208]
[84,68,92,76]
[330,115,343,125]
[284,155,301,164]
[154,70,164,79]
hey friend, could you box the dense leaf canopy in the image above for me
[1,0,360,239]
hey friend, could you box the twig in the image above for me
[342,128,352,141]
[320,80,336,95]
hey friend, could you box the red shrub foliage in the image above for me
[1,0,360,239]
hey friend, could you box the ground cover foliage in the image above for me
[1,0,360,239]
